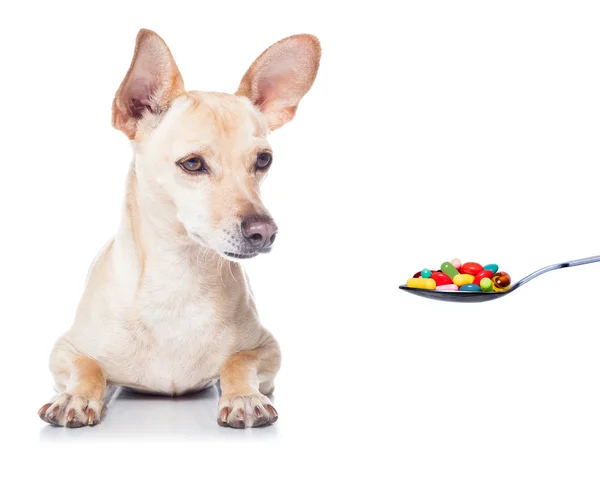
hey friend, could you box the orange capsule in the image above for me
[492,272,511,291]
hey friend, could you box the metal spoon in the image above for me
[398,255,600,303]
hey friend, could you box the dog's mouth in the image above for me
[224,251,260,259]
[189,231,272,260]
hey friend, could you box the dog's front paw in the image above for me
[38,393,103,428]
[217,394,278,428]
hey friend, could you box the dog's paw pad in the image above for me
[38,393,103,428]
[217,394,277,428]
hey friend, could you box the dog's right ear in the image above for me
[112,29,185,139]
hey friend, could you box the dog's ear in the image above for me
[112,29,185,139]
[236,34,321,131]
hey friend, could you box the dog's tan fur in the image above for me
[38,29,320,428]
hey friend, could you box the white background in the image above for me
[1,0,599,477]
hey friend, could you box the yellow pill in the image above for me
[452,274,474,287]
[407,278,436,290]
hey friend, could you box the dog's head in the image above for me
[112,29,320,260]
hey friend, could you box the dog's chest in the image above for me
[104,262,233,394]
[136,306,221,393]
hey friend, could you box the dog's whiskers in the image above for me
[218,256,226,287]
[228,260,238,284]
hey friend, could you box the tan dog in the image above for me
[37,29,320,428]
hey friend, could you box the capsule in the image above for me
[436,284,459,291]
[473,269,493,285]
[441,262,460,279]
[459,284,481,292]
[452,273,475,287]
[407,278,436,290]
[483,263,499,274]
[480,277,493,291]
[492,272,511,291]
[460,262,483,275]
[431,271,453,286]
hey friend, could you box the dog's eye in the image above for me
[178,157,208,174]
[256,152,272,171]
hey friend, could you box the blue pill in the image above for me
[459,284,481,292]
[483,263,499,274]
[421,268,432,279]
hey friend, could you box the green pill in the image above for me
[441,261,459,279]
[480,277,493,291]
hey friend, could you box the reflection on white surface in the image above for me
[38,385,280,443]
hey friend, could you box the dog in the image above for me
[37,29,320,428]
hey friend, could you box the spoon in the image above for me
[398,255,600,303]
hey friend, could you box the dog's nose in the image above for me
[241,215,278,250]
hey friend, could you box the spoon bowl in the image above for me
[399,255,600,303]
[398,287,508,303]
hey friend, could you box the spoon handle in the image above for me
[513,255,600,290]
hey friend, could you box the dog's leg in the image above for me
[38,339,106,428]
[217,338,280,428]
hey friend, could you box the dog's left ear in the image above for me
[112,29,185,139]
[236,34,321,131]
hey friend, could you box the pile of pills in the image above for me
[406,259,511,292]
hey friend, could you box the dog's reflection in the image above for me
[39,385,279,442]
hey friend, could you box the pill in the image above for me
[436,284,459,291]
[404,261,510,295]
[407,278,436,290]
[441,262,460,279]
[452,273,475,286]
[480,277,493,291]
[430,271,453,286]
[459,284,481,292]
[459,262,483,275]
[492,272,511,291]
[473,269,493,285]
[483,263,499,274]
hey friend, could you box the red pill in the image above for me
[459,262,484,275]
[473,269,493,285]
[430,271,453,286]
[413,271,422,278]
